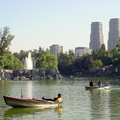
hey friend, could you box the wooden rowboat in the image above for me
[85,85,111,90]
[3,96,62,108]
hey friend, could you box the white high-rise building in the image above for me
[89,22,104,51]
[50,44,63,56]
[108,18,120,51]
[75,47,92,58]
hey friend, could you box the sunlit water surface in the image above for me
[0,77,120,120]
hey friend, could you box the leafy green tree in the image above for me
[36,50,58,69]
[75,55,94,74]
[88,59,103,72]
[12,52,19,59]
[0,54,24,69]
[91,44,112,66]
[13,50,29,61]
[0,27,14,56]
[68,49,74,56]
[32,49,44,59]
[111,43,120,72]
[58,52,76,75]
[100,44,106,50]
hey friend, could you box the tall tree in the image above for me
[36,50,58,69]
[0,27,14,56]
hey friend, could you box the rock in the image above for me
[0,69,63,80]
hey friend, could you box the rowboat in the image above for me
[85,85,111,90]
[3,96,62,108]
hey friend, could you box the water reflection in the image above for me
[54,106,63,115]
[26,81,33,98]
[4,106,63,119]
[88,89,111,120]
[109,89,120,120]
[87,87,120,120]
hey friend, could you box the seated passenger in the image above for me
[54,93,62,103]
[98,81,102,87]
[42,93,62,103]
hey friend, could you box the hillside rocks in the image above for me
[0,69,63,80]
[85,65,116,77]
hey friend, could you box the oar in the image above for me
[21,89,23,98]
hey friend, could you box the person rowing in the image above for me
[89,80,95,87]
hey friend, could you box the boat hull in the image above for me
[85,85,111,90]
[3,96,62,108]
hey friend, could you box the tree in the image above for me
[88,59,103,72]
[0,27,14,56]
[91,45,112,66]
[100,44,106,50]
[111,43,120,72]
[13,50,29,61]
[36,50,58,69]
[58,52,76,75]
[68,49,74,56]
[0,54,24,69]
[75,55,94,74]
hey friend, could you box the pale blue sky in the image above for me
[0,0,120,53]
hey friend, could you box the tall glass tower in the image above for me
[108,18,120,51]
[89,22,104,51]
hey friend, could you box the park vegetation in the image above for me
[0,27,23,69]
[12,43,120,76]
[1,27,120,76]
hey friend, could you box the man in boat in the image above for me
[54,93,62,102]
[89,80,95,87]
[42,93,62,103]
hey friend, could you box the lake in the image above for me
[0,77,120,120]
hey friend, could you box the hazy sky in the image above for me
[0,0,120,53]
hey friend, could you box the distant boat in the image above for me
[85,85,111,90]
[3,96,62,108]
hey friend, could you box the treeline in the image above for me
[1,27,120,76]
[12,42,120,76]
[57,43,120,76]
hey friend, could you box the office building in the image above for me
[50,44,63,56]
[75,47,92,58]
[89,22,104,51]
[108,18,120,51]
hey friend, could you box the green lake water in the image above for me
[0,77,120,120]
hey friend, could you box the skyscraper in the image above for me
[89,22,104,51]
[108,18,120,51]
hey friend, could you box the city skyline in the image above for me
[23,18,120,53]
[0,0,120,53]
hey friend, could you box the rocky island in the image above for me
[0,69,63,80]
